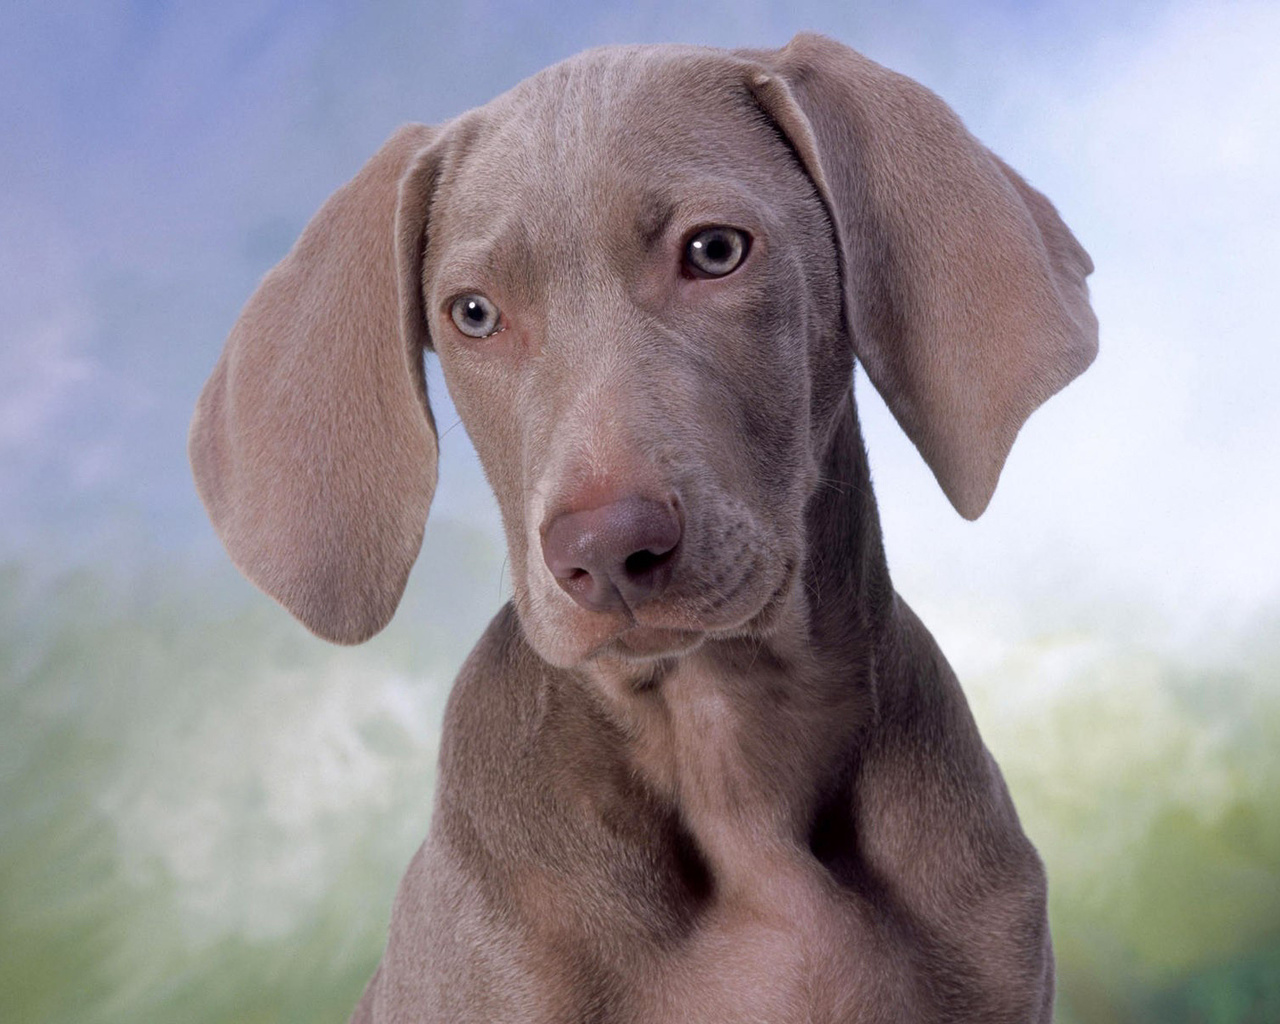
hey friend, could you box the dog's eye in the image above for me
[450,294,502,338]
[684,227,749,277]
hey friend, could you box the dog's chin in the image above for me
[607,625,705,662]
[530,617,707,669]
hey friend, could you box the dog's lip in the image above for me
[588,565,795,662]
[540,547,799,667]
[700,557,797,638]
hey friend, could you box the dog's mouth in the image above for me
[517,500,803,668]
[583,556,799,664]
[707,557,798,639]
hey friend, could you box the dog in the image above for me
[189,32,1096,1023]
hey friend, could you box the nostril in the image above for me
[624,545,675,579]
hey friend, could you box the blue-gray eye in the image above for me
[685,227,749,277]
[450,294,501,338]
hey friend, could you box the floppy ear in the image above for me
[745,33,1097,519]
[189,123,442,643]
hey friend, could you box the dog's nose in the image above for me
[541,496,682,612]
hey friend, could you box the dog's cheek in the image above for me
[436,342,536,561]
[796,213,851,438]
[738,277,820,531]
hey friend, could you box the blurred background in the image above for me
[2,1,1277,1021]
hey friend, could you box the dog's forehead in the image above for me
[433,45,779,242]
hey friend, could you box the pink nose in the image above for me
[541,496,682,612]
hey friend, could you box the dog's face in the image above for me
[421,49,845,667]
[189,35,1096,650]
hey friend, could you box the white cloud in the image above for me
[0,310,95,450]
[100,655,444,945]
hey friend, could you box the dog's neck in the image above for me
[579,388,892,903]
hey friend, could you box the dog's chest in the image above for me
[607,661,905,1023]
[611,656,857,889]
[629,863,909,1024]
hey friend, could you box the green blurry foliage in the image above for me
[966,614,1280,1023]
[2,549,1277,1023]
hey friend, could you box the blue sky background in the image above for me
[2,2,1279,1021]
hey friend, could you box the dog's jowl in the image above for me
[191,32,1096,1024]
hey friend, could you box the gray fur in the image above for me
[191,34,1095,1023]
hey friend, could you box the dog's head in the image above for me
[190,35,1096,664]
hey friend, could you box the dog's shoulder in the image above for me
[433,603,636,850]
[435,602,555,811]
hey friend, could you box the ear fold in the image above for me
[189,124,441,643]
[746,33,1098,519]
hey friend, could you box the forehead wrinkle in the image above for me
[496,47,729,185]
[481,44,772,173]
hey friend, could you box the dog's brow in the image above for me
[636,194,676,248]
[434,226,541,307]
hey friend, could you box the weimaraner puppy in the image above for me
[190,32,1096,1024]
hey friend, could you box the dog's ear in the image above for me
[745,33,1097,519]
[189,123,443,643]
